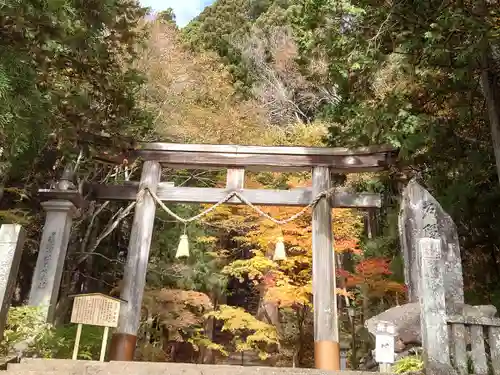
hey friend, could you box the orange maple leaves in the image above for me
[335,238,361,254]
[355,258,392,277]
[205,174,405,308]
[338,258,406,299]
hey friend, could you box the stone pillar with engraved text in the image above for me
[0,224,26,339]
[29,200,78,322]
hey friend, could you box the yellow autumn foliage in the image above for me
[142,288,213,341]
[137,21,267,144]
[206,305,279,360]
[204,172,363,310]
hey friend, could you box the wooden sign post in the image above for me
[70,293,122,361]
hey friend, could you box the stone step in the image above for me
[87,363,360,375]
[18,358,95,365]
[11,358,97,372]
[7,360,371,375]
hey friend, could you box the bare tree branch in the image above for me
[232,26,341,125]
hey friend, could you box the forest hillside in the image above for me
[0,0,499,368]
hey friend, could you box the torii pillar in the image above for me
[108,160,161,361]
[312,166,340,370]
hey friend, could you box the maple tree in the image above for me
[199,165,364,364]
[205,305,279,360]
[142,288,213,342]
[138,289,278,362]
[135,289,214,362]
[339,258,406,308]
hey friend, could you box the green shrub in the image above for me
[0,307,106,360]
[0,306,51,357]
[393,355,424,374]
[33,324,108,360]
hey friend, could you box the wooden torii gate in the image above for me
[34,142,396,370]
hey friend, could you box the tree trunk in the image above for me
[200,294,217,364]
[54,268,83,326]
[295,306,307,367]
[475,0,500,183]
[256,248,283,340]
[481,52,500,183]
[256,272,281,333]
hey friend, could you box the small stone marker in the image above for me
[375,321,396,372]
[70,293,122,362]
[0,224,25,340]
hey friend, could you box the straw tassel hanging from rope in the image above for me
[273,231,287,261]
[176,225,190,259]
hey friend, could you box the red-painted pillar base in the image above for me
[108,333,137,361]
[315,340,340,370]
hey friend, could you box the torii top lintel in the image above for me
[124,142,397,172]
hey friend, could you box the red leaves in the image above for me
[337,257,404,298]
[336,268,351,278]
[355,258,392,278]
[337,258,392,282]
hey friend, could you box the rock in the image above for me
[359,354,377,371]
[394,337,408,353]
[395,338,406,353]
[366,303,421,345]
[365,302,498,346]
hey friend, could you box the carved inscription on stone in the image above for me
[38,231,56,289]
[419,238,441,260]
[71,294,121,328]
[422,201,439,239]
[399,180,465,309]
[0,224,25,340]
[0,244,15,308]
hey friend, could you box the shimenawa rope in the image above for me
[90,185,335,254]
[141,186,335,225]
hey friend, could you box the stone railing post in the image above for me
[28,200,78,322]
[418,237,453,375]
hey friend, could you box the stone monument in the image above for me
[398,179,464,314]
[0,224,26,339]
[28,163,80,322]
[364,180,498,375]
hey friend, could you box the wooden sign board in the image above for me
[70,293,121,328]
